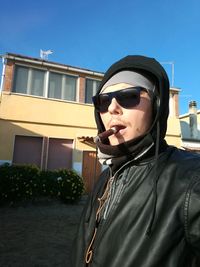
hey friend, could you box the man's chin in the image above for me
[109,133,142,146]
[109,136,128,146]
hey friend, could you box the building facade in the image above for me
[180,101,200,153]
[0,53,182,191]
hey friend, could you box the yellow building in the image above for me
[167,87,181,147]
[0,53,181,191]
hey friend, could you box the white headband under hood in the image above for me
[100,70,155,93]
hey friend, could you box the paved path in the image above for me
[0,197,87,267]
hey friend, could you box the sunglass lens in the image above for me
[117,89,140,108]
[98,94,110,112]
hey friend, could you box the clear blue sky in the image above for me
[0,0,199,114]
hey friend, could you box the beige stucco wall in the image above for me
[166,117,181,148]
[0,92,96,129]
[0,91,182,164]
[0,92,97,162]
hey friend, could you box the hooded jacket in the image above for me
[71,56,200,267]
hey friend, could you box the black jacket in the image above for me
[72,146,200,267]
[72,55,200,266]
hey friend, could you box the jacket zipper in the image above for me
[85,145,154,265]
[85,174,114,265]
[85,160,134,265]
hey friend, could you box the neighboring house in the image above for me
[0,53,181,191]
[179,101,200,153]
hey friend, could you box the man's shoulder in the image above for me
[169,146,200,165]
[164,146,200,181]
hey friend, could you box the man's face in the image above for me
[100,83,153,145]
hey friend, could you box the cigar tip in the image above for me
[94,126,120,143]
[111,126,119,134]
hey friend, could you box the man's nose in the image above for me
[108,98,123,114]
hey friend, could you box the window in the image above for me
[13,136,43,167]
[13,66,29,94]
[13,136,73,170]
[63,75,76,101]
[48,72,77,101]
[48,72,62,99]
[13,66,77,101]
[30,69,45,96]
[47,138,73,170]
[13,65,45,96]
[85,79,101,104]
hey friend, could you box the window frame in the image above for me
[48,70,78,102]
[85,78,101,104]
[13,64,47,97]
[12,64,78,102]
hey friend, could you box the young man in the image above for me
[72,55,200,266]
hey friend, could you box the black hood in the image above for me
[94,55,170,141]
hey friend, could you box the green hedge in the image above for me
[0,164,84,205]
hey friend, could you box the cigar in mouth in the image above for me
[94,126,119,143]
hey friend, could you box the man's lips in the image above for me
[109,124,126,135]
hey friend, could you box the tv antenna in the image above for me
[40,49,53,60]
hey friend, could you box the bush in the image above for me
[55,169,84,203]
[38,170,58,197]
[0,164,84,205]
[0,164,40,204]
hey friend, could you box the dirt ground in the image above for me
[0,196,87,267]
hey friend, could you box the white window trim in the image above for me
[27,68,32,95]
[61,75,66,100]
[76,77,80,102]
[44,71,49,98]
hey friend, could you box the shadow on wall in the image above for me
[0,121,102,193]
[0,121,73,171]
[0,120,39,165]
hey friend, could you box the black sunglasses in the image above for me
[92,87,147,113]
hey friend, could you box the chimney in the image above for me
[169,87,180,117]
[189,101,198,139]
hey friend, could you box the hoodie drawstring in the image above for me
[145,121,174,236]
[145,121,160,236]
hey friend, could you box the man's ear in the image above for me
[151,83,160,121]
[154,94,160,118]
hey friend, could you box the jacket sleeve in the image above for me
[184,174,200,262]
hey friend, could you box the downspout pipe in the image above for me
[0,56,6,92]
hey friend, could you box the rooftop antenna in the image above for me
[160,61,175,87]
[40,49,53,60]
